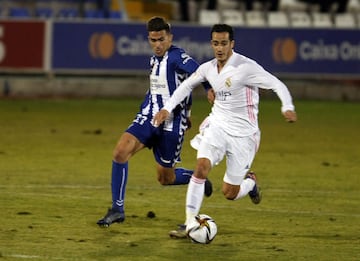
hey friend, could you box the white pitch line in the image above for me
[8,254,40,259]
[6,254,67,260]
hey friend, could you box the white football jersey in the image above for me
[164,51,295,137]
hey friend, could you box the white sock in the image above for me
[185,176,205,225]
[234,178,255,200]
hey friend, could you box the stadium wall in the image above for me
[0,19,359,100]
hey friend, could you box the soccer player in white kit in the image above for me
[153,24,297,238]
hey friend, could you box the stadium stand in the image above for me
[9,7,31,18]
[267,11,289,27]
[347,0,360,12]
[108,10,123,20]
[334,13,357,28]
[289,10,312,27]
[35,7,54,18]
[83,0,98,9]
[0,0,359,30]
[199,9,221,25]
[279,0,308,11]
[245,10,267,27]
[57,7,79,19]
[0,0,120,20]
[312,12,333,28]
[221,9,245,26]
[84,9,106,19]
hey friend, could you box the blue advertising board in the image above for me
[52,21,360,77]
[52,21,150,71]
[234,27,360,76]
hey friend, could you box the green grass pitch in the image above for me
[0,98,359,260]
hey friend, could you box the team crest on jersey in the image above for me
[225,77,232,88]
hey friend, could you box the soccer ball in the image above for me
[186,214,217,244]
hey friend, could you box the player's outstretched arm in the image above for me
[153,109,170,127]
[283,110,297,123]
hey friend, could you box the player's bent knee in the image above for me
[113,148,127,163]
[157,168,176,185]
[222,184,239,200]
[222,189,237,200]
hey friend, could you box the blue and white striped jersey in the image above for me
[126,45,205,167]
[146,45,201,120]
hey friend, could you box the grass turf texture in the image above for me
[0,98,359,261]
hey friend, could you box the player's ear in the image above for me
[230,40,235,48]
[168,33,173,41]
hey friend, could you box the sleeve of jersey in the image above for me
[246,65,295,113]
[175,49,210,92]
[180,56,211,92]
[175,49,199,74]
[163,71,204,113]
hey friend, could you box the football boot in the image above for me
[97,208,125,227]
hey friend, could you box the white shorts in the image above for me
[192,120,260,186]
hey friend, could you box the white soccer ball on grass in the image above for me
[186,214,217,244]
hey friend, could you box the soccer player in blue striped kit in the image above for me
[97,17,213,227]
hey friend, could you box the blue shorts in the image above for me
[126,111,187,168]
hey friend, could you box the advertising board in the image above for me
[0,20,46,71]
[52,22,359,77]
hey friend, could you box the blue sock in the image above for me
[173,167,193,185]
[111,161,128,213]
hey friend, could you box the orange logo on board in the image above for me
[273,38,297,64]
[89,32,115,59]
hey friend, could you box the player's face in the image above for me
[211,32,234,64]
[148,30,173,57]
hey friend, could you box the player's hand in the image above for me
[207,88,215,104]
[153,109,170,127]
[283,110,297,123]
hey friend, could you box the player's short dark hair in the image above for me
[211,24,234,41]
[147,16,171,33]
